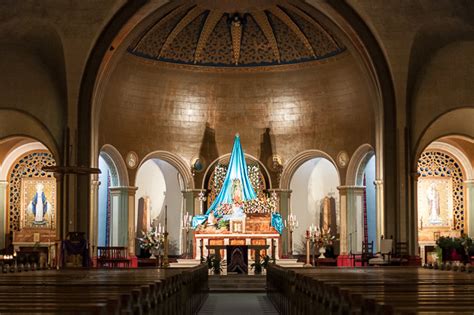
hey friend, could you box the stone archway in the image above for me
[280,150,339,190]
[138,151,194,190]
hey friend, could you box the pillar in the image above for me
[182,189,204,257]
[109,186,137,256]
[466,180,474,238]
[89,175,100,257]
[0,180,7,249]
[374,179,384,250]
[338,186,365,254]
[268,189,291,257]
[409,172,420,256]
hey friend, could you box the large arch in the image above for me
[0,110,60,163]
[280,150,339,190]
[413,107,474,171]
[346,144,376,186]
[137,151,194,190]
[202,153,272,191]
[99,144,129,187]
[81,0,395,207]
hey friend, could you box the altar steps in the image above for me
[208,275,266,292]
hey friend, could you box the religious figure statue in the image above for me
[27,183,50,223]
[427,183,442,225]
[231,178,243,203]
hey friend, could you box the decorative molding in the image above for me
[130,49,348,73]
[427,141,473,180]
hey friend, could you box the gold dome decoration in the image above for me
[129,0,345,68]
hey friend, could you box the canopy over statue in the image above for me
[192,133,283,234]
[206,134,257,215]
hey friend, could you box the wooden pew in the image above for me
[267,265,474,315]
[0,265,208,314]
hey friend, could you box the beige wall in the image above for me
[99,52,375,186]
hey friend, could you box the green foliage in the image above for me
[211,256,223,274]
[206,256,213,269]
[217,220,229,230]
[251,255,271,274]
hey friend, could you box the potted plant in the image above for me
[211,256,223,275]
[251,259,263,274]
[252,255,270,274]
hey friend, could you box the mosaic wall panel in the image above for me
[417,151,464,230]
[7,151,56,232]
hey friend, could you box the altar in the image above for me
[198,234,279,261]
[192,134,283,261]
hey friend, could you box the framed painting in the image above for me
[20,177,56,229]
[417,177,453,229]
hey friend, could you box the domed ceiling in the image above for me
[128,0,345,67]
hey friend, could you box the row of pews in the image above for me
[267,265,474,314]
[0,265,208,314]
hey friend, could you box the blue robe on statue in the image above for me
[207,134,257,216]
[31,192,47,218]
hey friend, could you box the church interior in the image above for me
[0,0,473,313]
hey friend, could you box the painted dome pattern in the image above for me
[129,0,345,67]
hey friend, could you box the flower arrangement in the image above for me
[308,226,336,248]
[138,226,164,251]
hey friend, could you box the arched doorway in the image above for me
[346,144,377,251]
[134,157,185,257]
[416,136,474,264]
[0,137,57,259]
[289,157,340,256]
[97,145,129,248]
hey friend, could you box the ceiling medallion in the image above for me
[126,151,139,169]
[336,151,349,168]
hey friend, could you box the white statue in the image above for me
[427,183,442,225]
[27,183,50,223]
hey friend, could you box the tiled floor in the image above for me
[198,293,279,315]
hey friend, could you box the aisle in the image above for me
[198,293,279,315]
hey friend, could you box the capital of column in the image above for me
[182,188,206,196]
[374,179,383,186]
[109,186,138,195]
[0,180,8,187]
[337,185,365,193]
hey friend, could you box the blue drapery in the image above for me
[271,212,284,234]
[206,134,257,215]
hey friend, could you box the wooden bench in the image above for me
[267,265,474,314]
[0,265,208,314]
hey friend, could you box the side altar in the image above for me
[192,134,283,261]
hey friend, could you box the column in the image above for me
[53,173,65,240]
[374,179,384,250]
[268,189,291,257]
[109,187,137,254]
[0,180,7,249]
[466,180,474,238]
[182,189,205,257]
[409,172,420,256]
[89,175,100,258]
[338,186,365,254]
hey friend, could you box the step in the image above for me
[208,275,267,292]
